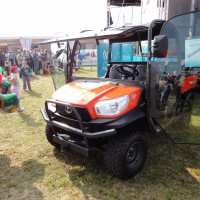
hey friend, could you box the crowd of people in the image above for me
[0,48,51,75]
[0,47,51,112]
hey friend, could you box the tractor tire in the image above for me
[104,132,148,179]
[45,124,60,149]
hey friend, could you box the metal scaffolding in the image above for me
[107,0,141,27]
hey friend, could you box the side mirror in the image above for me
[153,35,168,58]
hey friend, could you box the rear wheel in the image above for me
[104,132,147,179]
[45,124,60,148]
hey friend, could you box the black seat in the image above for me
[109,64,123,79]
[135,65,147,81]
[109,64,137,80]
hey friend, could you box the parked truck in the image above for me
[41,10,200,179]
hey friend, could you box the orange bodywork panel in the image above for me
[53,81,141,119]
[181,75,198,94]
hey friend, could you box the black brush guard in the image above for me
[41,100,117,156]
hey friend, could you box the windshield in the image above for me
[154,11,200,143]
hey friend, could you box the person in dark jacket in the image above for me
[0,50,6,68]
[32,48,40,75]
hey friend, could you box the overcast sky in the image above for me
[1,0,107,37]
[0,0,146,38]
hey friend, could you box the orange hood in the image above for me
[52,80,141,118]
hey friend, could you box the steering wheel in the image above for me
[116,64,139,79]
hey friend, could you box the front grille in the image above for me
[57,104,76,119]
[56,104,92,122]
[76,107,92,121]
[55,115,81,129]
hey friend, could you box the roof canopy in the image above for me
[110,0,141,6]
[41,24,150,45]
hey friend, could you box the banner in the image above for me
[97,42,108,77]
[20,37,32,50]
[185,37,200,67]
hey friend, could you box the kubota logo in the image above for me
[65,106,72,114]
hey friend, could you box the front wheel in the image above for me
[104,132,148,179]
[45,124,60,149]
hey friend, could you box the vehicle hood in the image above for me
[52,80,141,106]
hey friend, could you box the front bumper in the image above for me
[40,100,117,139]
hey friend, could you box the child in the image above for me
[10,66,24,112]
[20,60,32,91]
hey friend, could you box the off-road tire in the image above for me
[45,124,60,148]
[104,132,148,179]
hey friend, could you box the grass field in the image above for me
[0,72,200,200]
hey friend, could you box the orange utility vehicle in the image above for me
[41,10,200,179]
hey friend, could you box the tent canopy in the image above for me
[0,37,51,46]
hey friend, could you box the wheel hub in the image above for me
[126,142,141,167]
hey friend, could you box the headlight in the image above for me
[47,100,56,113]
[95,95,129,116]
